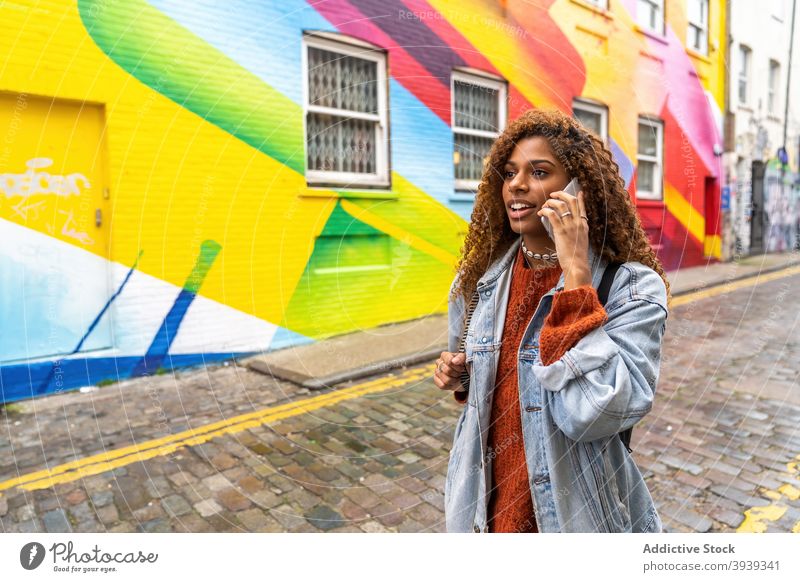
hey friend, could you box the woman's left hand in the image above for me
[537,189,592,289]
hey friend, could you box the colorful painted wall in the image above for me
[762,161,800,253]
[0,0,725,402]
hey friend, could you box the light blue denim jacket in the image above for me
[445,238,668,533]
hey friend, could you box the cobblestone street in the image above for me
[1,269,799,533]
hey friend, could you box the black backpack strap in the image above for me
[618,428,633,454]
[597,262,633,454]
[597,261,622,306]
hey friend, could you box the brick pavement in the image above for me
[636,269,800,533]
[1,270,799,533]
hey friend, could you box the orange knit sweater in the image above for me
[454,245,609,533]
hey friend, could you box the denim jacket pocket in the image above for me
[446,407,469,495]
[566,439,606,532]
[467,334,499,354]
[518,340,540,363]
[465,334,500,404]
[567,438,631,532]
[597,439,632,532]
[464,333,476,365]
[484,444,494,517]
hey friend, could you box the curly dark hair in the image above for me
[451,108,672,311]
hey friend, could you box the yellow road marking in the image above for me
[0,364,436,493]
[670,265,800,308]
[2,264,799,499]
[652,262,800,532]
[776,483,799,500]
[737,505,788,533]
[737,453,800,533]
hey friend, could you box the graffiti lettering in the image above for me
[0,157,90,197]
[58,209,94,245]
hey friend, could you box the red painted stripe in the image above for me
[310,1,452,124]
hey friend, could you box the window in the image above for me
[572,99,608,144]
[451,70,507,192]
[687,0,708,55]
[637,0,665,34]
[737,45,751,105]
[768,60,780,114]
[303,33,389,187]
[636,117,663,201]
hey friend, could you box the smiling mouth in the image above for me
[508,204,536,219]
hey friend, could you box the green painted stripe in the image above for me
[79,0,305,173]
[184,240,221,293]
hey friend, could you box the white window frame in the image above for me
[451,69,507,192]
[302,33,389,188]
[572,98,608,144]
[636,116,663,201]
[768,59,780,114]
[637,0,665,35]
[687,0,709,55]
[737,45,751,106]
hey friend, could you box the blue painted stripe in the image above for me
[131,241,220,377]
[131,289,196,376]
[74,250,143,354]
[1,352,251,404]
[610,138,634,187]
[34,250,144,395]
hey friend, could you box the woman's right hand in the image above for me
[433,351,469,393]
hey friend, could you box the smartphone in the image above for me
[541,178,581,241]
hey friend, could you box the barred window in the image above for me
[304,34,389,187]
[452,70,507,192]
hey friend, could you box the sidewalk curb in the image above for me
[669,259,800,296]
[246,346,444,390]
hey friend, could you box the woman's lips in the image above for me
[508,206,536,220]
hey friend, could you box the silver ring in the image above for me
[437,361,443,373]
[560,211,573,218]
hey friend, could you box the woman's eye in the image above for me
[503,171,516,180]
[532,169,547,177]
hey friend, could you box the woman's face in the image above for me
[501,135,570,238]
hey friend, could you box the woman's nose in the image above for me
[510,173,527,192]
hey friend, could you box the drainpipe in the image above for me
[724,0,731,131]
[786,0,799,250]
[782,0,796,157]
[723,0,733,259]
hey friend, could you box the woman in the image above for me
[434,108,671,533]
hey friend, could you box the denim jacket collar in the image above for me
[477,237,608,294]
